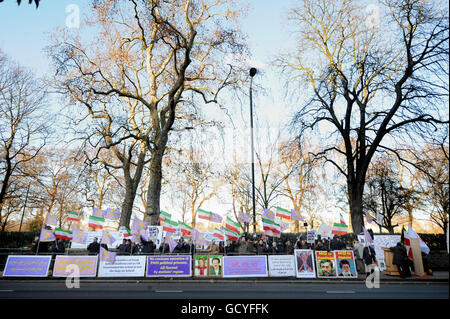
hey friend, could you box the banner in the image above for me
[98,256,146,277]
[294,249,316,278]
[315,251,337,278]
[194,255,209,277]
[223,256,268,278]
[335,251,358,278]
[146,255,192,277]
[268,255,296,277]
[3,256,51,277]
[52,256,98,277]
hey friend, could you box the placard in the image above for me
[146,255,191,277]
[223,256,268,278]
[98,256,146,277]
[294,249,316,278]
[268,255,296,277]
[194,255,209,277]
[208,255,223,277]
[307,230,316,244]
[70,231,122,249]
[148,226,163,249]
[52,255,98,277]
[3,255,51,277]
[315,251,337,278]
[335,250,358,278]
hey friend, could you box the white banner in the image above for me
[268,255,296,277]
[98,256,146,277]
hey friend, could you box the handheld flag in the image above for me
[67,211,80,222]
[100,246,116,263]
[165,232,178,253]
[71,227,87,245]
[291,209,304,221]
[92,207,105,218]
[163,218,178,233]
[225,217,241,234]
[39,228,56,242]
[54,228,72,240]
[276,207,291,220]
[197,208,212,221]
[105,208,120,221]
[178,221,193,236]
[101,231,116,246]
[45,214,59,227]
[89,215,105,230]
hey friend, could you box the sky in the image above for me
[1,0,419,231]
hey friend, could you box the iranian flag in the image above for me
[119,226,132,238]
[179,221,193,236]
[340,213,346,225]
[276,207,291,220]
[225,217,241,234]
[262,218,281,237]
[158,210,171,223]
[331,222,348,235]
[221,226,240,241]
[67,211,80,222]
[89,215,105,230]
[197,208,211,221]
[55,228,72,240]
[163,218,178,233]
[213,228,225,241]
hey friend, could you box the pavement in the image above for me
[1,271,447,283]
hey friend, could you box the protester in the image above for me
[218,242,225,254]
[246,237,256,254]
[314,240,327,251]
[285,240,294,255]
[236,236,249,255]
[353,239,365,273]
[117,239,130,254]
[51,238,66,254]
[391,242,411,278]
[276,241,285,254]
[256,239,268,255]
[31,236,49,254]
[141,236,156,254]
[363,242,377,277]
[209,242,220,254]
[87,237,100,254]
[268,242,278,254]
[225,240,235,255]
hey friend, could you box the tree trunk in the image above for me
[145,148,165,225]
[349,183,365,234]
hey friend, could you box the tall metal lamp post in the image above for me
[249,67,257,235]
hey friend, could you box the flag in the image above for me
[213,228,225,241]
[280,220,290,232]
[67,211,80,222]
[71,227,87,244]
[221,226,240,241]
[317,223,332,238]
[165,233,178,253]
[225,216,241,234]
[363,226,373,246]
[262,218,281,237]
[178,221,193,236]
[100,246,116,263]
[105,208,120,221]
[365,209,373,224]
[88,216,105,230]
[291,209,304,221]
[376,211,384,225]
[331,223,348,235]
[276,207,291,220]
[119,226,132,238]
[92,207,105,218]
[238,211,251,224]
[263,209,275,221]
[163,218,178,233]
[339,213,346,225]
[158,210,171,223]
[406,227,430,255]
[132,216,148,235]
[209,212,223,224]
[197,208,212,221]
[39,228,56,242]
[101,231,116,246]
[45,214,59,227]
[192,228,204,242]
[54,228,73,240]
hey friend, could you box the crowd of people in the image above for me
[30,232,432,278]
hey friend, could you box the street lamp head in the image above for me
[249,67,257,77]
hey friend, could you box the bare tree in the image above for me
[278,0,449,233]
[0,50,48,231]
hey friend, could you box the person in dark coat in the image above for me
[140,236,156,254]
[363,243,377,277]
[277,241,285,254]
[391,242,411,278]
[268,242,278,254]
[117,239,130,254]
[51,238,66,254]
[87,237,100,254]
[256,239,268,255]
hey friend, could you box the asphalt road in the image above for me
[0,281,448,299]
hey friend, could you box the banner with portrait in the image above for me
[294,249,316,278]
[335,250,358,278]
[315,251,337,278]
